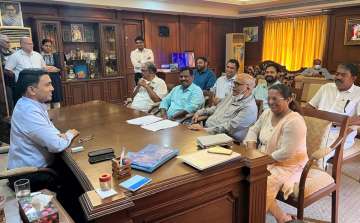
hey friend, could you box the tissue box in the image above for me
[18,197,59,223]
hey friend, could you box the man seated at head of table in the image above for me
[130,62,167,112]
[306,63,360,164]
[211,59,239,104]
[159,68,204,121]
[7,69,79,192]
[188,73,257,142]
[300,59,334,80]
[253,63,282,110]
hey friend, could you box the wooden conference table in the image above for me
[49,101,273,223]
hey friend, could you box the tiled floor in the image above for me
[1,152,360,223]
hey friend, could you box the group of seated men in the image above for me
[5,54,360,222]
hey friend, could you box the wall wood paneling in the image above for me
[144,14,180,67]
[325,7,360,72]
[209,18,236,75]
[235,17,265,66]
[180,16,209,59]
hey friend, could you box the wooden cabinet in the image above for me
[61,77,127,106]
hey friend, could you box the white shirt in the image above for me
[211,74,236,99]
[131,76,167,112]
[130,48,154,73]
[5,49,46,82]
[309,83,360,149]
[8,97,75,169]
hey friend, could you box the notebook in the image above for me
[119,175,152,192]
[179,148,241,171]
[127,144,179,173]
[196,133,234,148]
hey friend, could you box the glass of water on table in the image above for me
[14,179,30,200]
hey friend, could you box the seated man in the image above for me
[211,59,239,102]
[7,69,79,191]
[306,63,360,162]
[192,57,216,91]
[188,73,257,142]
[159,68,204,120]
[253,63,281,109]
[130,62,167,112]
[301,59,333,80]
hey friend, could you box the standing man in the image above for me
[41,39,62,109]
[192,57,216,91]
[5,37,57,103]
[0,34,14,115]
[130,36,154,85]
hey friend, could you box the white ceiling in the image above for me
[21,0,360,18]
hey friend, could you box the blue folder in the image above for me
[127,144,179,173]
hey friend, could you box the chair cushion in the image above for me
[293,168,334,199]
[343,138,360,160]
[304,116,331,157]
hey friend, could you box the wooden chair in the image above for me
[276,107,350,223]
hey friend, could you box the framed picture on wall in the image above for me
[344,18,360,45]
[71,24,84,42]
[243,26,258,42]
[0,1,24,27]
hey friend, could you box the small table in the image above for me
[18,189,74,223]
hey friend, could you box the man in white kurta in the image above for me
[307,63,360,162]
[130,62,167,112]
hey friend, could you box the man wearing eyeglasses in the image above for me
[307,63,360,165]
[130,36,154,85]
[130,62,167,112]
[189,73,257,142]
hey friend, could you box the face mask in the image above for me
[314,65,321,70]
[265,76,275,84]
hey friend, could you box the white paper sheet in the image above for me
[126,115,162,125]
[141,120,179,132]
[95,189,118,199]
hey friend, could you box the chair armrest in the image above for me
[148,102,161,114]
[0,167,58,180]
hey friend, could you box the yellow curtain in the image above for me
[262,15,328,71]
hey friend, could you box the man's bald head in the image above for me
[232,73,256,97]
[20,37,33,54]
[236,73,256,90]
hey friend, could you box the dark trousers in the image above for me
[135,72,143,85]
[8,159,61,193]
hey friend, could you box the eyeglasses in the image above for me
[135,41,144,44]
[233,82,247,87]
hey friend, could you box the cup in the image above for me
[14,179,30,200]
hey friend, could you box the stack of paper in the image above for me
[196,133,233,148]
[179,149,241,171]
[126,115,162,125]
[141,120,179,132]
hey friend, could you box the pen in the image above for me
[344,99,350,113]
[120,147,125,167]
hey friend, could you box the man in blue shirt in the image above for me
[160,68,204,120]
[192,57,216,91]
[7,69,79,191]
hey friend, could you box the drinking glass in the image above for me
[14,179,30,200]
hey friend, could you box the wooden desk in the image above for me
[49,101,273,223]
